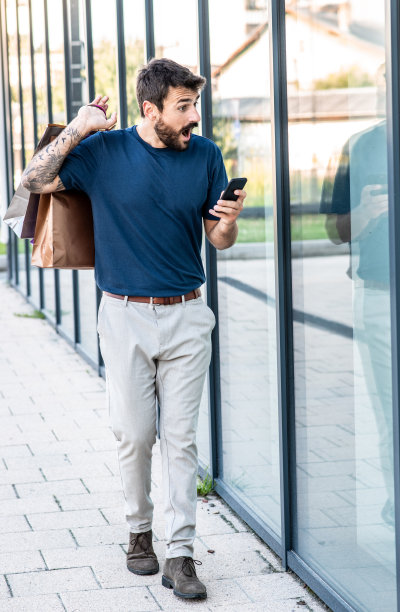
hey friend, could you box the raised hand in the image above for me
[77,95,118,133]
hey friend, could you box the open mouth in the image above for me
[181,127,191,140]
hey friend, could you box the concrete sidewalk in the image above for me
[0,280,329,612]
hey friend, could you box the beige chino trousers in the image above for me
[97,293,215,558]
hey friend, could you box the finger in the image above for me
[216,201,241,211]
[214,206,240,216]
[100,95,109,104]
[106,112,118,129]
[92,95,102,104]
[209,209,221,217]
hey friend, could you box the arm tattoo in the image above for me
[21,123,83,192]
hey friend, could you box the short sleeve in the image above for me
[59,131,104,193]
[202,144,228,220]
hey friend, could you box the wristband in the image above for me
[87,103,107,118]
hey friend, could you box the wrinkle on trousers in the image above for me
[97,294,215,558]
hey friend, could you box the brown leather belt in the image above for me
[104,288,201,305]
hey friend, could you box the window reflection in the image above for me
[287,1,396,609]
[210,0,281,535]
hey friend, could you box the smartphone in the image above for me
[221,177,247,201]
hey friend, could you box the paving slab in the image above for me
[0,280,329,611]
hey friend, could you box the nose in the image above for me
[191,107,201,123]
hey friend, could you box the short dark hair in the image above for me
[136,58,206,118]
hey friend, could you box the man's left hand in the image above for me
[209,189,247,226]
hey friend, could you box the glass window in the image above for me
[7,0,24,286]
[28,0,47,307]
[7,0,21,191]
[91,0,118,122]
[18,0,36,300]
[79,271,98,363]
[31,0,48,141]
[47,0,66,123]
[210,0,281,535]
[123,0,145,126]
[286,1,396,609]
[153,0,211,466]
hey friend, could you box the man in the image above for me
[21,58,246,600]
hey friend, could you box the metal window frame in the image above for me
[0,0,14,282]
[197,0,223,486]
[116,0,127,128]
[82,0,104,374]
[386,0,400,609]
[268,0,294,566]
[16,0,32,297]
[3,1,398,610]
[145,0,154,60]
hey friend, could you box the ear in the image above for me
[142,100,159,122]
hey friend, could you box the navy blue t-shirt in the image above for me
[59,126,227,295]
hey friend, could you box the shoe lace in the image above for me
[129,532,151,555]
[181,557,202,577]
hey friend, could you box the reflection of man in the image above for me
[322,117,394,527]
[21,58,246,600]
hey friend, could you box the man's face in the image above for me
[153,86,201,151]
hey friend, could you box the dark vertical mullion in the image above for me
[116,0,127,129]
[62,0,80,342]
[0,0,14,283]
[385,0,400,608]
[70,0,83,345]
[198,0,223,482]
[83,0,94,99]
[42,0,53,313]
[268,0,295,566]
[16,0,31,298]
[62,0,72,122]
[83,0,103,371]
[28,0,43,306]
[145,0,155,61]
[15,0,25,289]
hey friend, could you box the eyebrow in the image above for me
[176,95,200,105]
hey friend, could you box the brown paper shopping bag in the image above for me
[31,190,95,269]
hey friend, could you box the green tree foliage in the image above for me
[313,65,374,90]
[93,39,144,126]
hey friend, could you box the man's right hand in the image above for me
[77,95,118,134]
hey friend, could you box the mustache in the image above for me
[182,122,198,131]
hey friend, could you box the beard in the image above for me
[154,117,198,151]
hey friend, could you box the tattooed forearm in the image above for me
[21,120,85,193]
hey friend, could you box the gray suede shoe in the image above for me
[127,530,159,575]
[162,556,207,599]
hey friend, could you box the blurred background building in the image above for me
[1,1,400,610]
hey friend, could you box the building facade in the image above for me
[1,1,400,610]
